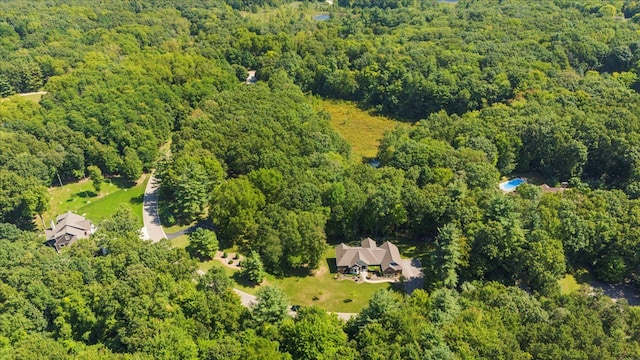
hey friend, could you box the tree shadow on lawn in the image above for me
[277,266,315,279]
[129,194,143,205]
[108,176,137,189]
[72,190,96,199]
[393,236,429,260]
[231,272,261,289]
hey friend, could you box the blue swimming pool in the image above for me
[499,178,525,192]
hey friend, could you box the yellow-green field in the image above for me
[44,175,148,228]
[239,1,331,22]
[19,92,47,102]
[317,99,410,159]
[559,274,581,295]
[2,91,48,103]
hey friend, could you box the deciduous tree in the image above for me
[251,286,289,325]
[87,165,103,194]
[186,228,218,260]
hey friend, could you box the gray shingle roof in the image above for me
[45,211,94,245]
[335,238,403,272]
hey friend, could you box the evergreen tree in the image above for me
[431,223,462,289]
[174,162,210,223]
[0,76,14,97]
[241,251,266,284]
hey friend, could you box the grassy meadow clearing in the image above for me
[44,175,148,228]
[316,99,410,159]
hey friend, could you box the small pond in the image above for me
[313,13,330,21]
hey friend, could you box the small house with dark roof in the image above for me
[45,211,95,252]
[335,238,403,276]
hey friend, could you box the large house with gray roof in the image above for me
[45,212,95,252]
[335,238,403,276]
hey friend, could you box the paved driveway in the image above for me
[142,174,167,242]
[233,289,257,307]
[401,258,424,294]
[588,280,640,306]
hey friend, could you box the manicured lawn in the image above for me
[170,234,189,249]
[190,246,390,312]
[164,223,193,235]
[199,259,223,273]
[44,175,148,228]
[198,259,259,294]
[559,274,581,295]
[268,262,390,313]
[316,99,410,159]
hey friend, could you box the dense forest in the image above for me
[2,0,640,358]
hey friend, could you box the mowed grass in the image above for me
[45,175,148,228]
[268,252,391,313]
[193,246,389,312]
[559,274,581,295]
[171,234,190,249]
[316,99,410,159]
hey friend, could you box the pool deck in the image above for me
[499,178,526,193]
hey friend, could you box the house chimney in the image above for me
[50,220,56,231]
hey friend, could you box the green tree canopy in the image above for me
[251,286,289,325]
[186,228,219,260]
